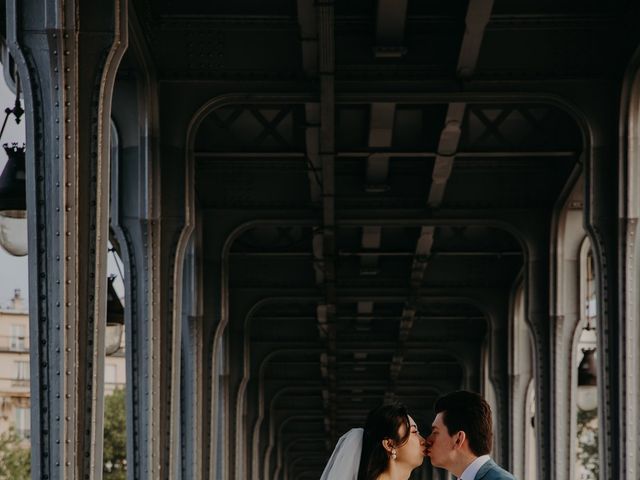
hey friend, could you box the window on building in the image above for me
[10,324,26,351]
[105,364,117,384]
[15,360,29,381]
[15,407,30,439]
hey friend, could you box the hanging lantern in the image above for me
[0,143,27,256]
[105,275,124,355]
[577,348,597,411]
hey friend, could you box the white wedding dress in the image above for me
[319,428,364,480]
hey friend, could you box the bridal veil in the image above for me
[319,428,364,480]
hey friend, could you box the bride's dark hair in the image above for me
[357,403,411,480]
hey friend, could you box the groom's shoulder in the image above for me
[478,460,516,480]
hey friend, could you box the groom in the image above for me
[425,390,515,480]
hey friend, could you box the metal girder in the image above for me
[318,11,337,446]
[195,150,577,159]
[374,0,408,58]
[8,1,127,479]
[360,103,396,278]
[385,0,495,402]
[457,0,495,78]
[429,103,466,207]
[296,0,339,454]
[297,0,318,76]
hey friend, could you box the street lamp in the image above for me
[577,348,598,411]
[0,73,26,256]
[0,143,27,256]
[106,275,124,355]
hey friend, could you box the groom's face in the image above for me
[425,412,457,468]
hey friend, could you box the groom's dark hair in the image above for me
[434,390,492,456]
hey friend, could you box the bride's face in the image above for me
[394,415,426,469]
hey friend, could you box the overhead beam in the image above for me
[194,150,577,159]
[297,0,319,75]
[360,103,396,277]
[315,0,338,448]
[374,0,409,58]
[229,250,523,257]
[457,0,495,78]
[386,0,495,401]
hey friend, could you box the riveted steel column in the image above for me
[6,1,127,479]
[620,50,640,480]
[522,219,554,480]
[588,140,621,480]
[485,296,511,468]
[111,68,159,480]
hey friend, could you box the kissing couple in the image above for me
[320,390,516,480]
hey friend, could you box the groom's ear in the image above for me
[454,431,466,449]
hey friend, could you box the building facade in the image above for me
[0,290,126,443]
[0,290,30,441]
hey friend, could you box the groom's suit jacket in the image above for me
[474,459,516,480]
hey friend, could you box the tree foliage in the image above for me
[104,387,127,480]
[576,407,599,480]
[0,427,30,480]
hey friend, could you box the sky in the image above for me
[0,65,124,308]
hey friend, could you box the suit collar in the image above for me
[474,459,497,480]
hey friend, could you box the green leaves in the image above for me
[0,427,30,480]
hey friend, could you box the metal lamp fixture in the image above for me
[0,143,27,256]
[0,74,27,256]
[577,347,598,411]
[105,275,125,355]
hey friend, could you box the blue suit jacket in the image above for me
[474,459,516,480]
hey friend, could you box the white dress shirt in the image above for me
[459,454,491,480]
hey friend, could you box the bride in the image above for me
[320,403,426,480]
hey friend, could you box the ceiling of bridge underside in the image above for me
[132,0,637,477]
